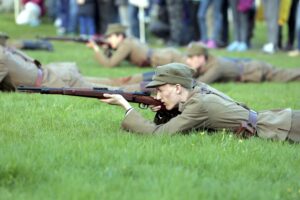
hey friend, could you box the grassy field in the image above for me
[1,13,300,200]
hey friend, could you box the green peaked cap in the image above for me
[146,63,194,89]
[186,42,208,57]
[105,23,127,36]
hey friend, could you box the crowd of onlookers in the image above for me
[3,0,300,56]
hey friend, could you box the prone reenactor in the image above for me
[0,33,234,110]
[85,42,300,86]
[86,23,185,68]
[0,33,117,91]
[100,63,300,143]
[186,42,300,83]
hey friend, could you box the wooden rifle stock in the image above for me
[17,86,165,110]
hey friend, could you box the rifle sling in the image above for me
[8,47,42,68]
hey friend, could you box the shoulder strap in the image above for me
[7,47,42,68]
[199,85,251,111]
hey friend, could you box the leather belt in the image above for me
[248,110,257,128]
[35,68,43,87]
[140,49,153,67]
[235,64,244,82]
[9,47,42,68]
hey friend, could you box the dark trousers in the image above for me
[95,0,119,34]
[278,0,298,49]
[220,0,229,47]
[79,16,96,36]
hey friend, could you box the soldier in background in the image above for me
[0,33,116,91]
[185,42,300,83]
[85,41,300,87]
[87,23,185,68]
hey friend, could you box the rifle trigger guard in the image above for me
[139,103,148,109]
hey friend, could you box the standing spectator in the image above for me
[278,0,298,51]
[68,0,78,35]
[288,0,300,57]
[95,0,119,35]
[197,0,223,48]
[187,0,201,41]
[77,0,96,38]
[165,0,184,46]
[55,0,78,36]
[220,0,230,47]
[45,0,57,20]
[277,0,292,50]
[286,0,299,50]
[261,0,280,54]
[149,0,193,46]
[128,0,152,41]
[16,0,46,26]
[246,3,256,48]
[227,0,254,51]
[128,2,140,38]
[115,0,131,36]
[148,0,170,42]
[166,0,194,46]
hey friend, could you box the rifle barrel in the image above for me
[17,86,164,109]
[37,36,110,47]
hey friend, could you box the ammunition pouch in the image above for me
[154,108,181,125]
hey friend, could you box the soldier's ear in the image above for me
[175,84,182,94]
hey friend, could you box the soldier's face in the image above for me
[156,84,181,110]
[107,34,122,49]
[186,55,205,71]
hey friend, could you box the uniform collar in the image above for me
[178,87,199,112]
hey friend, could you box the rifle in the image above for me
[37,36,112,48]
[17,86,165,110]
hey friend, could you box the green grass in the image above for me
[1,13,300,200]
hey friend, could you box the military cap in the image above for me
[0,32,9,46]
[186,42,208,57]
[105,23,127,36]
[146,63,194,89]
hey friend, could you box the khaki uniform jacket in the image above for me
[0,46,40,88]
[94,37,185,68]
[122,86,293,141]
[0,45,98,89]
[196,55,300,83]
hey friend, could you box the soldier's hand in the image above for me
[149,105,162,112]
[99,43,110,49]
[100,94,132,111]
[86,41,95,48]
[86,41,100,52]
